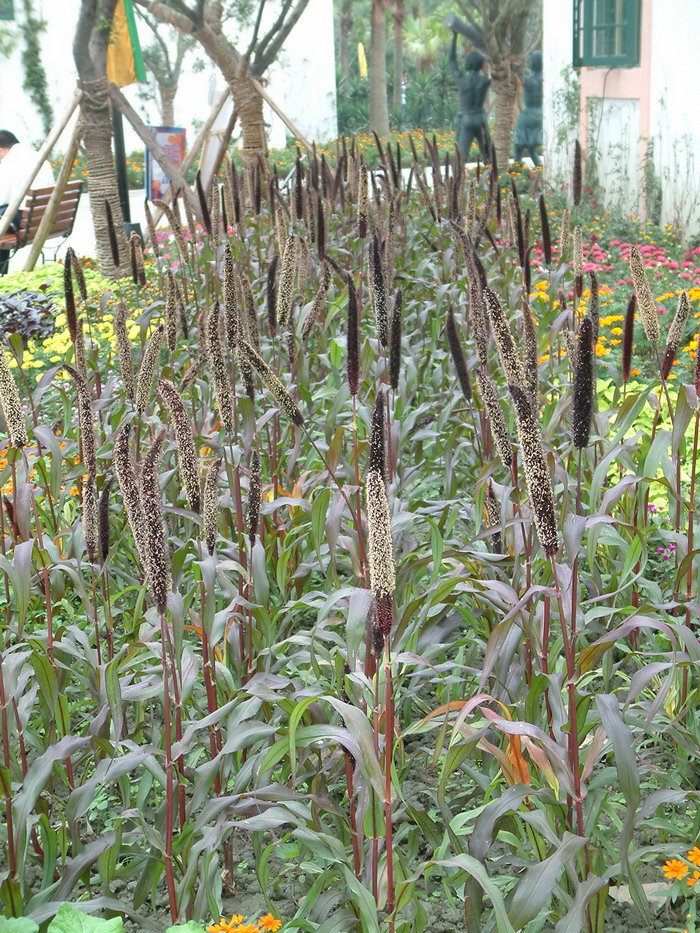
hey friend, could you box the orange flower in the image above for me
[208,917,244,933]
[663,858,689,880]
[688,846,700,866]
[257,916,282,932]
[688,869,700,888]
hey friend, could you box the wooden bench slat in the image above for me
[9,181,84,254]
[28,192,82,211]
[25,205,81,236]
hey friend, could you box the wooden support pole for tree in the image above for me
[0,89,83,238]
[249,76,315,157]
[213,108,238,180]
[200,106,238,190]
[108,82,203,224]
[145,88,231,240]
[22,122,83,272]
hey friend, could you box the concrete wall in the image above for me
[542,0,577,188]
[648,0,700,232]
[0,0,337,157]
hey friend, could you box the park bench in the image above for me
[0,180,83,271]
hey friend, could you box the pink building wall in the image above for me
[578,0,653,202]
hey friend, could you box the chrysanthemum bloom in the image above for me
[257,915,282,932]
[688,869,700,888]
[688,846,700,867]
[662,859,689,880]
[207,915,244,933]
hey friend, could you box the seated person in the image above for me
[0,129,55,274]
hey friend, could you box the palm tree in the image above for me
[369,0,390,136]
[73,0,129,278]
[456,0,539,171]
[140,0,311,167]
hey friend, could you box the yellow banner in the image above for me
[106,0,137,88]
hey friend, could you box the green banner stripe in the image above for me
[123,0,146,83]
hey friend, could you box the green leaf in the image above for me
[0,918,39,933]
[508,833,587,929]
[47,903,124,933]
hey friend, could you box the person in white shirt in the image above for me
[0,130,55,274]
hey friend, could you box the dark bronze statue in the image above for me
[514,51,543,165]
[448,29,490,162]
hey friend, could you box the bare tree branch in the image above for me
[142,0,196,32]
[253,0,310,75]
[244,0,267,63]
[252,0,294,71]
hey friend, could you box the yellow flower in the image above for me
[208,917,244,933]
[663,858,689,880]
[688,846,700,866]
[610,327,622,336]
[258,916,282,932]
[688,869,700,888]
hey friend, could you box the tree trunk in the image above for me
[490,65,520,172]
[78,76,128,279]
[485,1,530,172]
[159,85,176,126]
[232,66,267,167]
[369,0,390,137]
[339,0,352,77]
[392,0,404,116]
[184,25,267,167]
